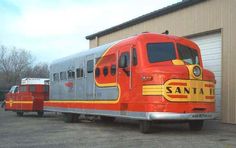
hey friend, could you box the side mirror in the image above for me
[119,55,128,68]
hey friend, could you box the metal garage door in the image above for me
[190,33,222,116]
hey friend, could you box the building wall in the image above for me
[88,0,236,124]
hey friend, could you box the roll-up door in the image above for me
[190,33,222,116]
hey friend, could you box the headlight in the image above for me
[193,66,201,77]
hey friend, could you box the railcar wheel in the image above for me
[100,116,115,122]
[139,120,152,134]
[189,120,204,131]
[37,111,44,117]
[16,112,24,117]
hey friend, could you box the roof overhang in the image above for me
[85,0,207,40]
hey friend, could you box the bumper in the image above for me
[147,112,217,120]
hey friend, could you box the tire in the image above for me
[100,116,115,122]
[139,120,152,134]
[16,112,23,117]
[37,111,44,117]
[63,113,79,123]
[189,120,204,131]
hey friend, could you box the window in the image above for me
[29,85,35,92]
[20,86,27,92]
[76,68,84,78]
[132,48,138,66]
[177,44,199,65]
[68,70,75,79]
[87,60,94,73]
[60,71,67,80]
[95,68,100,77]
[110,65,116,76]
[53,73,59,81]
[44,85,49,92]
[14,86,18,93]
[119,52,130,68]
[147,43,176,63]
[103,66,108,76]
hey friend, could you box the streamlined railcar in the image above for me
[44,33,216,133]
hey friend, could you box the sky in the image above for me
[0,0,181,64]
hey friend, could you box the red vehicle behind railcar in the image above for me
[5,78,49,117]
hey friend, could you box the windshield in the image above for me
[147,42,176,63]
[177,44,199,65]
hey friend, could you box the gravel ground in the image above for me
[0,108,236,148]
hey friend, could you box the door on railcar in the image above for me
[85,55,95,100]
[75,62,85,100]
[118,45,135,113]
[8,85,19,110]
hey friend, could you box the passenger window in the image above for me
[110,65,116,76]
[132,48,138,66]
[53,73,59,81]
[95,68,100,77]
[67,70,75,79]
[29,85,35,92]
[87,60,94,73]
[119,52,130,68]
[76,68,84,78]
[103,66,108,76]
[60,71,67,80]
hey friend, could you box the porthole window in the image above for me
[110,65,116,76]
[95,68,100,77]
[103,66,108,76]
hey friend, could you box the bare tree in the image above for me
[0,45,50,100]
[0,46,33,88]
[25,63,49,78]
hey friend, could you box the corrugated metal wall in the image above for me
[88,0,236,124]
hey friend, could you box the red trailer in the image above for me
[5,78,49,117]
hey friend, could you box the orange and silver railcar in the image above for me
[5,78,49,117]
[44,33,216,133]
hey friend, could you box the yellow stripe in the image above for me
[143,85,162,89]
[143,88,162,91]
[142,85,163,96]
[95,83,117,87]
[5,101,33,104]
[45,85,121,104]
[142,91,162,93]
[95,42,118,87]
[142,92,162,95]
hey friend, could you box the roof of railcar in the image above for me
[51,41,118,65]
